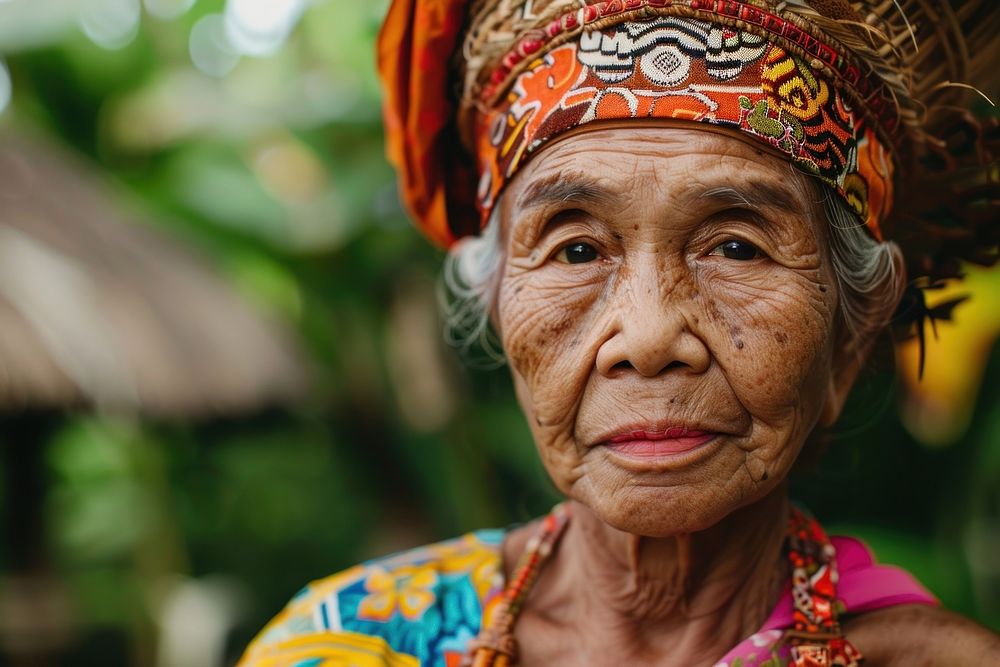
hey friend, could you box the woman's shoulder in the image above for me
[832,535,1000,664]
[843,604,1000,666]
[237,528,507,667]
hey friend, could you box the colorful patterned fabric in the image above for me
[474,8,893,241]
[237,530,506,667]
[783,509,864,666]
[238,512,936,667]
[376,0,901,248]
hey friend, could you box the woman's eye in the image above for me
[555,242,599,264]
[710,240,762,261]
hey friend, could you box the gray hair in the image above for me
[439,186,903,363]
[822,191,904,349]
[439,204,506,366]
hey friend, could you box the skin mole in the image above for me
[730,325,745,350]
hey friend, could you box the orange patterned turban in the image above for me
[377,0,913,247]
[377,0,474,248]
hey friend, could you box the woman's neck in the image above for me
[505,488,790,664]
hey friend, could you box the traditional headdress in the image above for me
[377,0,998,338]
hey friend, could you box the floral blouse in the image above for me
[238,529,505,667]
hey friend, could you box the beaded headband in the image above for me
[473,1,896,241]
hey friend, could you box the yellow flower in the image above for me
[897,263,1000,446]
[357,565,438,622]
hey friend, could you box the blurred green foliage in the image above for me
[0,2,996,666]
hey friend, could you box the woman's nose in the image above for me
[594,265,710,378]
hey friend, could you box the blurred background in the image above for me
[0,1,996,665]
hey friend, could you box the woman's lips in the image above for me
[604,428,717,457]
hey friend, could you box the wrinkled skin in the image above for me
[491,126,999,665]
[497,126,847,538]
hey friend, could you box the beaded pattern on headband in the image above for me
[472,2,896,240]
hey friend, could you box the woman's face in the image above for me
[496,126,850,537]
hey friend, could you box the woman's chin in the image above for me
[570,484,737,538]
[569,458,780,538]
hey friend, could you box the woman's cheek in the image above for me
[499,269,602,374]
[499,271,605,439]
[704,273,836,434]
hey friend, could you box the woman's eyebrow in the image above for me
[698,181,805,215]
[516,172,618,211]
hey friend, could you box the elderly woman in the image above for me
[240,1,1000,665]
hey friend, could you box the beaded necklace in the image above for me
[465,504,571,667]
[463,504,863,667]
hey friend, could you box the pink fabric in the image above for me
[832,536,939,613]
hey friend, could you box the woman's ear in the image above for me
[819,242,907,427]
[819,339,866,427]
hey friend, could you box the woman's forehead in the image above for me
[508,125,808,213]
